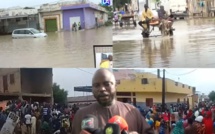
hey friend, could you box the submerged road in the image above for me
[113,18,215,68]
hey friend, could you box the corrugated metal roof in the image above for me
[67,95,96,102]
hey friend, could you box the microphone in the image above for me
[108,115,129,132]
[103,123,121,134]
[81,114,102,134]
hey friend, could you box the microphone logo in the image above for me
[81,118,94,129]
[105,127,113,134]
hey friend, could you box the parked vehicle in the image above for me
[12,28,47,39]
[169,0,188,19]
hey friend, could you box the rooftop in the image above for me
[67,95,96,102]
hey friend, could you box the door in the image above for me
[3,75,8,93]
[146,98,153,107]
[24,30,33,38]
[45,19,57,32]
[70,17,81,30]
[19,30,25,38]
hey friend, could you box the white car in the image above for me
[12,28,47,39]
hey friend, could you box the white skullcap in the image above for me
[195,116,203,123]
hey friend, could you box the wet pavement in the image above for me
[0,27,112,68]
[113,18,215,68]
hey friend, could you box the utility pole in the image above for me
[146,0,148,6]
[162,69,166,112]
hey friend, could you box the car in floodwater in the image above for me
[12,28,47,39]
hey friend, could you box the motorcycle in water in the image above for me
[141,17,174,38]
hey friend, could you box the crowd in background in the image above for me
[0,99,215,134]
[137,101,215,134]
[0,99,80,134]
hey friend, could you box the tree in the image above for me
[99,3,113,19]
[53,83,68,104]
[208,91,215,101]
[113,0,131,11]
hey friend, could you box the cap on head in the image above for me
[195,116,203,123]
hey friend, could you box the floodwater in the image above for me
[113,18,215,68]
[0,27,112,68]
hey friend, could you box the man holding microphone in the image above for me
[72,69,154,134]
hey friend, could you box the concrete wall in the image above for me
[39,11,63,31]
[63,8,84,30]
[94,10,108,25]
[116,72,193,95]
[135,92,190,109]
[20,68,52,94]
[84,8,96,29]
[0,15,39,34]
[0,69,21,93]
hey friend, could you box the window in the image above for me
[14,30,19,34]
[23,17,27,20]
[182,84,185,88]
[25,30,32,34]
[175,82,178,86]
[16,18,20,22]
[141,78,148,84]
[19,30,25,34]
[30,28,40,34]
[10,74,15,84]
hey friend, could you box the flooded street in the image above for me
[113,18,215,68]
[0,27,112,67]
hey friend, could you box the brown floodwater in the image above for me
[113,18,215,68]
[0,27,112,68]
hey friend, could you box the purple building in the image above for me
[61,4,106,30]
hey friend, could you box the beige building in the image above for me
[0,68,53,103]
[38,3,63,32]
[131,0,139,11]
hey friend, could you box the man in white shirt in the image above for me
[24,113,32,134]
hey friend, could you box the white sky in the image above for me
[53,68,215,97]
[0,0,101,8]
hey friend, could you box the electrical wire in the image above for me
[76,68,94,75]
[165,69,197,76]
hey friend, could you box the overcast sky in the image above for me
[0,0,101,8]
[53,68,215,97]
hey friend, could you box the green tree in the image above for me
[53,83,68,104]
[113,0,131,11]
[208,91,215,101]
[99,3,113,19]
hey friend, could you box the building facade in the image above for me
[0,68,53,103]
[114,69,195,109]
[38,3,63,32]
[61,3,108,30]
[0,8,39,34]
[73,69,196,109]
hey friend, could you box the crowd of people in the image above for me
[0,99,215,134]
[137,102,215,134]
[0,100,80,134]
[0,68,215,134]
